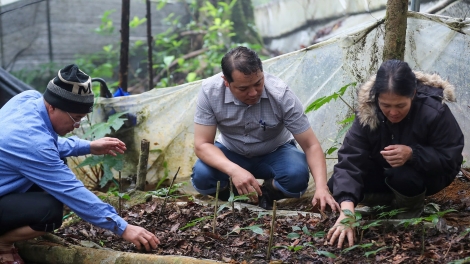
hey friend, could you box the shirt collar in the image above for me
[224,86,268,105]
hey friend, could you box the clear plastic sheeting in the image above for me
[90,13,470,194]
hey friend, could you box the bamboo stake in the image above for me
[118,171,122,216]
[155,167,180,222]
[230,178,235,220]
[266,200,277,260]
[212,181,220,234]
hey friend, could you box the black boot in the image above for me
[385,178,425,219]
[258,178,286,210]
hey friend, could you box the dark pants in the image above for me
[361,164,454,197]
[0,185,63,235]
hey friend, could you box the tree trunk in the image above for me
[383,0,408,61]
[231,0,263,45]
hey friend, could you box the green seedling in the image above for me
[287,225,326,239]
[305,82,356,157]
[377,208,406,220]
[180,215,213,231]
[460,227,470,237]
[62,211,76,221]
[249,211,270,221]
[227,224,265,237]
[272,245,304,252]
[149,182,187,197]
[449,257,470,264]
[342,243,374,253]
[217,192,254,213]
[364,246,389,258]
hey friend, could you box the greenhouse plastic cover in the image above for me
[85,13,470,194]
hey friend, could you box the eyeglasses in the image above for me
[66,112,87,128]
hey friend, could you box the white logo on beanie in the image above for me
[58,69,92,95]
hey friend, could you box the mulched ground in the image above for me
[54,170,470,264]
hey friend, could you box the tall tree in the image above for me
[383,0,408,61]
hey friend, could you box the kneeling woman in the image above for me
[327,60,464,248]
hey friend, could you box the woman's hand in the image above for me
[380,144,413,167]
[327,201,355,248]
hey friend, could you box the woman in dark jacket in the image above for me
[326,60,464,248]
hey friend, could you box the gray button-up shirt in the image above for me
[195,72,310,157]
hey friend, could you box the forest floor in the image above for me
[53,169,470,264]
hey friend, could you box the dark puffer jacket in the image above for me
[330,72,464,205]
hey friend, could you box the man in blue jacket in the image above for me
[0,64,159,263]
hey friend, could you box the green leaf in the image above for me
[302,226,312,236]
[247,225,264,235]
[76,155,104,169]
[341,244,361,253]
[291,226,301,231]
[342,209,354,217]
[316,250,337,259]
[186,72,197,83]
[313,231,326,238]
[362,220,383,230]
[163,56,175,67]
[287,233,300,239]
[364,246,389,258]
[82,111,129,140]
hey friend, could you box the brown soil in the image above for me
[53,170,470,264]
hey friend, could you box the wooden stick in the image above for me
[118,170,122,216]
[213,181,220,234]
[136,139,150,191]
[266,200,277,260]
[155,167,180,223]
[230,177,235,220]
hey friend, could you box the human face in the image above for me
[46,103,87,136]
[223,70,264,105]
[377,92,413,123]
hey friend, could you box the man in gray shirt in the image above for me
[191,46,339,212]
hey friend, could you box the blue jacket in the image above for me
[0,90,127,235]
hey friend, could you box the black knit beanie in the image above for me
[43,64,94,113]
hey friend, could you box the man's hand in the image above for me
[229,167,262,203]
[90,137,126,156]
[122,224,160,251]
[311,187,340,212]
[327,201,355,249]
[380,145,413,167]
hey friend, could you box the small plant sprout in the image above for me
[180,215,213,231]
[377,208,406,220]
[364,246,389,258]
[227,224,265,237]
[287,225,326,240]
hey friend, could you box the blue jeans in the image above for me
[191,141,310,198]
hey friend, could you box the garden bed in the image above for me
[18,171,470,264]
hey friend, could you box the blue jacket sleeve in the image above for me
[20,137,128,236]
[57,136,90,158]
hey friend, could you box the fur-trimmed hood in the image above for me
[357,72,457,131]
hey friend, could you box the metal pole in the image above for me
[145,0,153,91]
[411,0,420,12]
[46,0,53,63]
[119,0,130,92]
[0,0,4,68]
